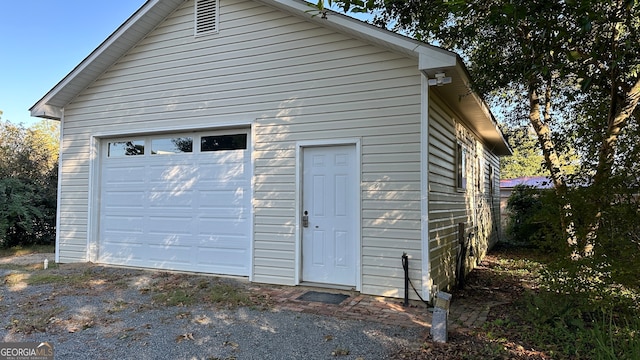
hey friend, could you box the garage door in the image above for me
[98,130,251,276]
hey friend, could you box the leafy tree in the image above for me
[500,123,580,179]
[325,0,639,188]
[0,119,59,247]
[320,0,639,255]
[315,1,640,310]
[500,125,546,179]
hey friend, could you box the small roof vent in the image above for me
[195,0,218,36]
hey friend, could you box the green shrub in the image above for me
[0,120,58,248]
[519,290,640,359]
[0,175,56,248]
[505,185,561,248]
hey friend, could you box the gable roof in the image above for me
[30,0,511,155]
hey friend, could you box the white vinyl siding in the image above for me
[57,0,423,297]
[428,95,501,292]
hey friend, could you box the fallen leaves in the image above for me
[176,332,195,343]
[176,312,191,319]
[331,347,350,356]
[223,340,239,349]
[391,249,552,360]
[193,314,211,325]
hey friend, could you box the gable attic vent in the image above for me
[195,0,219,36]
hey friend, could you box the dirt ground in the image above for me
[1,248,550,359]
[1,252,424,359]
[394,247,551,360]
[0,252,54,266]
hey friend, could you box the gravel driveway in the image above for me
[1,254,423,359]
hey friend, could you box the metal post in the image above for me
[402,252,409,307]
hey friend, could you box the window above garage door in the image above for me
[106,131,248,158]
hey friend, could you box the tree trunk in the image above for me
[527,80,585,252]
[528,82,566,193]
[594,77,640,186]
[580,77,640,257]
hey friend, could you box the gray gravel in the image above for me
[1,255,423,359]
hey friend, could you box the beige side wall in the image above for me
[428,96,501,293]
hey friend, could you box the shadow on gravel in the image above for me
[1,257,424,359]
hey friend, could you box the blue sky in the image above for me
[0,1,370,127]
[0,1,146,126]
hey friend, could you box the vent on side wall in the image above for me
[195,0,218,36]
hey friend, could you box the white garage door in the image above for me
[98,130,251,276]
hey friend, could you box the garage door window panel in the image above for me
[108,140,145,157]
[201,134,247,152]
[151,137,193,154]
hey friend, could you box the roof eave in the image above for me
[423,58,512,156]
[30,104,63,120]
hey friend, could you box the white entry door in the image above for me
[302,145,358,286]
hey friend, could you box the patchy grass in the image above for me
[206,282,253,309]
[146,272,270,310]
[1,256,272,340]
[394,244,640,359]
[106,299,129,314]
[25,269,93,286]
[6,306,66,334]
[153,289,196,307]
[25,273,68,285]
[148,273,199,306]
[0,263,43,272]
[0,244,54,257]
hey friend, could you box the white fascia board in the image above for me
[30,104,63,120]
[418,48,457,73]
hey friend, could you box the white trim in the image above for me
[91,120,253,139]
[294,145,302,285]
[248,122,256,282]
[87,136,101,263]
[421,74,431,301]
[54,111,64,264]
[296,138,361,147]
[294,138,362,291]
